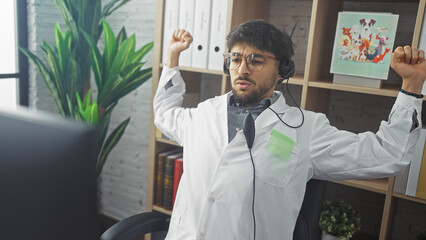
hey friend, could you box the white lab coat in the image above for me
[154,66,422,240]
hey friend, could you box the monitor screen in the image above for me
[0,108,99,240]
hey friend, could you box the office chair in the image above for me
[101,179,327,240]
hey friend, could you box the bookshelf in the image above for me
[147,0,426,239]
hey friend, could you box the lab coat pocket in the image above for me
[254,128,298,187]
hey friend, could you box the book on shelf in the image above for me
[406,128,426,197]
[155,149,182,207]
[173,157,184,208]
[330,11,399,88]
[163,152,183,210]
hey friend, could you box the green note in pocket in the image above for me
[268,129,296,161]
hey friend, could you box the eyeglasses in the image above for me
[223,52,277,72]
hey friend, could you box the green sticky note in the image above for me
[268,129,296,161]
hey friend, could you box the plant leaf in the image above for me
[19,47,65,115]
[97,102,117,153]
[116,68,152,99]
[83,102,98,124]
[54,23,68,73]
[97,117,130,175]
[82,30,103,89]
[102,19,117,74]
[82,89,92,108]
[41,41,62,94]
[131,41,153,64]
[110,34,135,75]
[116,27,127,46]
[51,0,79,42]
[102,0,132,17]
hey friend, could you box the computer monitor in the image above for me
[0,108,99,240]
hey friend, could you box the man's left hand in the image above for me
[391,45,426,94]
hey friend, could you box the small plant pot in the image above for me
[322,231,349,240]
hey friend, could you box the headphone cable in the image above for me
[249,148,256,240]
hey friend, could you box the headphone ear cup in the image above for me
[223,63,230,75]
[278,60,295,84]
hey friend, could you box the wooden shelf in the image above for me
[286,74,304,86]
[308,81,399,98]
[333,178,389,194]
[160,63,224,75]
[308,81,426,100]
[156,137,180,147]
[152,205,172,215]
[393,193,426,205]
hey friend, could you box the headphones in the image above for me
[223,58,295,84]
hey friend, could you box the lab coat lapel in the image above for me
[255,92,297,130]
[211,92,231,148]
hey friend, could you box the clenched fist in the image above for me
[166,29,193,68]
[391,45,426,95]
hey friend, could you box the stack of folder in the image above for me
[162,0,228,70]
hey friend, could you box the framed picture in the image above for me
[330,11,399,80]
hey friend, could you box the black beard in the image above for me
[232,75,277,107]
[232,76,271,107]
[232,88,263,107]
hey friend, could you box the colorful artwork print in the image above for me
[330,12,399,80]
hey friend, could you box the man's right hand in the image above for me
[166,29,193,68]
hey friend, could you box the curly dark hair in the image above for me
[226,19,294,62]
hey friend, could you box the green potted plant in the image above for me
[319,201,362,240]
[20,0,153,176]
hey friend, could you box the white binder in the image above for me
[207,0,228,71]
[162,0,180,65]
[178,0,195,67]
[406,128,426,196]
[191,0,212,69]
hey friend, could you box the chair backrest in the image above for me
[293,179,327,240]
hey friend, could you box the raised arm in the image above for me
[312,46,425,180]
[153,29,193,145]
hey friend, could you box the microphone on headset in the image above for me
[243,113,255,149]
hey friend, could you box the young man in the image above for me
[154,20,425,240]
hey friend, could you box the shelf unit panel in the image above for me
[333,178,389,194]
